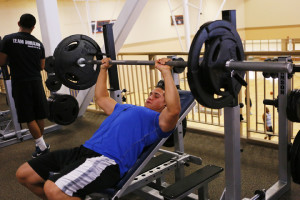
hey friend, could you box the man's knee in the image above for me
[16,163,29,183]
[16,162,43,185]
[44,180,65,199]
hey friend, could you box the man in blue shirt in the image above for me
[16,57,181,199]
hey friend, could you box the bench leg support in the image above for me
[198,184,209,200]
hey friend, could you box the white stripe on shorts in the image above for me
[55,155,117,196]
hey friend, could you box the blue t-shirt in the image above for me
[83,103,172,177]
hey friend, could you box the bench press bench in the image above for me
[87,90,223,200]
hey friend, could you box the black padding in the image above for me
[163,117,187,147]
[178,90,195,117]
[160,165,223,199]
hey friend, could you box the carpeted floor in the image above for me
[0,93,300,199]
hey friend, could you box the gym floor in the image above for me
[0,93,300,200]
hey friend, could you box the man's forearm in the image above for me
[94,58,117,115]
[161,70,181,114]
[95,68,109,100]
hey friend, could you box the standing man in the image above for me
[0,13,50,158]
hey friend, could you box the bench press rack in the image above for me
[85,24,224,200]
[240,57,292,200]
[90,10,293,200]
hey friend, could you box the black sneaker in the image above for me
[32,144,50,158]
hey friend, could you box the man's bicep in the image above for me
[158,109,179,132]
[96,97,117,115]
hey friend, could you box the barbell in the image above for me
[77,57,188,72]
[52,20,293,109]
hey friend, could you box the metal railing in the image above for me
[113,52,300,144]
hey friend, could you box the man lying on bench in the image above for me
[15,57,181,200]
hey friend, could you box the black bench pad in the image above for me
[160,165,223,199]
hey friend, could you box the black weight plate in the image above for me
[48,94,79,125]
[294,89,300,122]
[45,56,55,73]
[287,90,297,122]
[53,35,103,90]
[286,90,294,122]
[188,20,244,109]
[287,89,300,122]
[291,130,300,184]
[45,74,62,92]
[204,33,244,97]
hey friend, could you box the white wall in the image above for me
[244,0,300,27]
[3,0,299,52]
[56,0,126,45]
[122,0,246,51]
[0,0,246,52]
[0,0,42,39]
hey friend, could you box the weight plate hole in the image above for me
[66,42,78,51]
[65,73,79,84]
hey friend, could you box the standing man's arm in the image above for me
[40,43,45,71]
[94,58,117,115]
[0,52,7,66]
[156,58,181,132]
[0,37,8,66]
[40,58,45,70]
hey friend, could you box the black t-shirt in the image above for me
[0,32,45,83]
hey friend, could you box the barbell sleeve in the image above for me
[293,65,300,72]
[77,58,187,68]
[226,60,293,74]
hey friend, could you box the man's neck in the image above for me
[19,27,32,34]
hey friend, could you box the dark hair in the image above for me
[155,80,165,90]
[19,14,36,29]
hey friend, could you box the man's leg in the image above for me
[44,181,81,200]
[28,120,48,153]
[27,120,42,139]
[16,162,47,199]
[36,119,45,135]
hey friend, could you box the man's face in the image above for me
[145,88,166,112]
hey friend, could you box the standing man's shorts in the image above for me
[28,145,121,198]
[12,79,49,123]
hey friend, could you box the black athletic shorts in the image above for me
[28,145,120,198]
[12,80,49,123]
